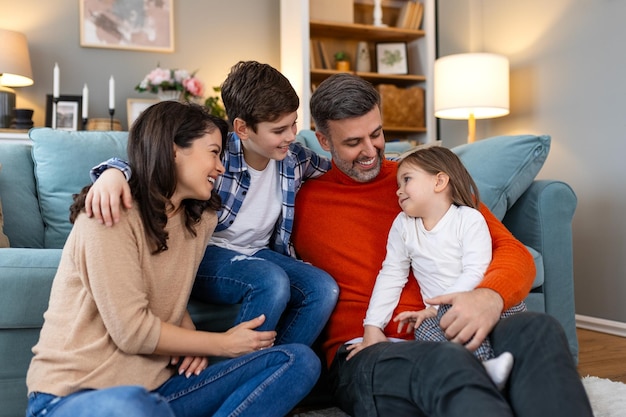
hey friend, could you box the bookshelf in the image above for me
[280,0,437,144]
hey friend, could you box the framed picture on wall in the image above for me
[376,42,409,75]
[127,98,158,128]
[45,95,82,131]
[79,0,174,52]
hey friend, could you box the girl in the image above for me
[347,146,525,390]
[25,101,320,417]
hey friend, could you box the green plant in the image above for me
[334,51,348,62]
[204,86,226,119]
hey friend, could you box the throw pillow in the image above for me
[0,163,10,248]
[30,128,129,248]
[452,134,551,220]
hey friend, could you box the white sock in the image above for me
[483,352,514,390]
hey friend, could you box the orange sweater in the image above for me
[292,159,535,366]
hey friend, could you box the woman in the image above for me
[25,101,320,417]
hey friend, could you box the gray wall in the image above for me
[1,0,280,130]
[438,0,626,325]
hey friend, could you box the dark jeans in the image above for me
[329,312,593,417]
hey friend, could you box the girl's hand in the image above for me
[170,355,208,378]
[393,307,437,333]
[346,325,388,360]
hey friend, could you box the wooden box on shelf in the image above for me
[310,0,353,23]
[377,83,424,128]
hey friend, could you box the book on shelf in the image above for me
[317,40,332,69]
[310,40,320,69]
[395,1,424,30]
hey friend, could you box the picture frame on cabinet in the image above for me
[127,98,158,128]
[45,95,82,131]
[79,0,174,52]
[376,42,408,75]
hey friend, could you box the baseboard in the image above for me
[576,314,626,337]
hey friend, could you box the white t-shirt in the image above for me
[364,204,492,329]
[210,161,281,255]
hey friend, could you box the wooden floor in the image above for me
[577,328,626,383]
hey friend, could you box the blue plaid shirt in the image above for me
[217,132,330,255]
[91,132,331,256]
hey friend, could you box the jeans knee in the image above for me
[250,267,291,302]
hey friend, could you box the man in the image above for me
[291,73,592,417]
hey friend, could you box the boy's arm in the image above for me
[86,158,132,226]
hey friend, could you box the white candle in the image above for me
[82,84,89,119]
[108,76,115,110]
[53,63,60,98]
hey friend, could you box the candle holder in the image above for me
[82,117,89,131]
[52,97,59,129]
[109,108,115,131]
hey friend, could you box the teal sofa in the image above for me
[0,128,578,417]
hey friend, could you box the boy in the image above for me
[87,61,338,346]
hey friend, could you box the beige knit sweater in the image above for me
[27,204,216,396]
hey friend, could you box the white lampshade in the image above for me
[0,28,34,87]
[434,52,509,120]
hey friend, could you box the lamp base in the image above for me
[0,86,17,128]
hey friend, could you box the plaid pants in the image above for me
[414,302,527,360]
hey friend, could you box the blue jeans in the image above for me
[330,312,593,417]
[192,246,339,346]
[25,344,320,417]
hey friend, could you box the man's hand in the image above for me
[426,288,503,351]
[85,168,132,226]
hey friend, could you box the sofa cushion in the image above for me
[0,164,9,248]
[0,141,44,248]
[30,128,128,248]
[296,129,416,158]
[452,134,551,220]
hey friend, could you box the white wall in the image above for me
[438,0,626,325]
[0,0,280,129]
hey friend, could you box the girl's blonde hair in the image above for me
[399,146,480,209]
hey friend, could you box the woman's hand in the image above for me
[221,314,277,357]
[170,355,209,378]
[85,168,132,226]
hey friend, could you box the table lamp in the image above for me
[434,52,509,143]
[0,28,34,128]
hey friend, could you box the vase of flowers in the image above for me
[135,66,204,102]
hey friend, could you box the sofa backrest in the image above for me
[29,128,128,248]
[0,141,44,248]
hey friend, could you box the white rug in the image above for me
[295,376,626,416]
[582,376,626,417]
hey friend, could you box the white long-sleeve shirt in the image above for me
[364,204,492,329]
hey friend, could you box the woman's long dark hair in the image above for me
[71,101,228,254]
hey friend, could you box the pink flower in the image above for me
[146,68,172,85]
[183,77,204,98]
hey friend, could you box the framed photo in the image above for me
[376,42,409,75]
[79,0,174,52]
[127,98,158,128]
[45,95,82,131]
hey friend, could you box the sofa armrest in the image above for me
[502,180,578,360]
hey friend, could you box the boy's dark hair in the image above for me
[220,60,299,132]
[399,146,481,209]
[71,101,228,254]
[310,73,380,137]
